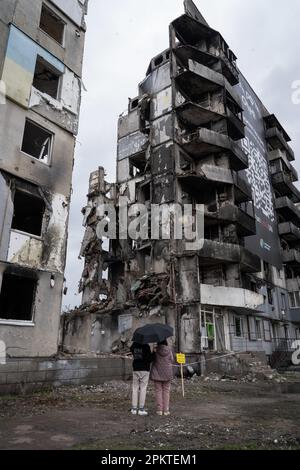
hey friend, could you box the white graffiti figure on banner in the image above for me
[243,137,275,223]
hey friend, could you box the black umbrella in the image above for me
[132,323,174,345]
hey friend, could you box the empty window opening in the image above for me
[255,318,262,340]
[21,120,52,163]
[12,190,45,237]
[234,316,243,337]
[140,182,151,203]
[33,56,61,99]
[154,55,163,67]
[267,287,273,305]
[39,4,65,45]
[130,98,139,111]
[0,273,36,321]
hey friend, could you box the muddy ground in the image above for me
[0,377,299,450]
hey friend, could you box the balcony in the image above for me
[282,249,300,270]
[174,44,239,86]
[176,102,245,140]
[197,239,261,273]
[289,308,300,323]
[279,222,300,243]
[205,205,256,237]
[171,14,239,85]
[269,149,298,181]
[178,127,248,171]
[233,173,253,203]
[264,114,291,142]
[265,128,295,161]
[286,278,300,292]
[178,165,252,203]
[200,284,264,314]
[271,172,300,203]
[275,197,300,227]
[175,60,242,109]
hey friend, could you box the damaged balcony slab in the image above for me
[176,102,245,141]
[268,149,298,181]
[205,205,256,237]
[178,165,252,203]
[199,284,264,314]
[265,127,295,161]
[271,172,300,202]
[278,222,300,243]
[275,197,300,227]
[196,239,261,273]
[174,44,239,86]
[175,60,241,108]
[282,249,300,271]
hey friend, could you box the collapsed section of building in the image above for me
[62,0,300,368]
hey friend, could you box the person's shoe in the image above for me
[164,411,170,416]
[138,408,148,416]
[131,408,138,415]
[156,411,163,416]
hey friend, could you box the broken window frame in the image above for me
[200,306,220,351]
[21,119,53,165]
[263,320,272,342]
[33,55,62,101]
[0,270,37,325]
[11,188,46,239]
[39,3,66,47]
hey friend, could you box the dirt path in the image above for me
[0,379,299,450]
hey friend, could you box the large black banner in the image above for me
[237,75,282,268]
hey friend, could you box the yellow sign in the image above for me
[176,353,186,365]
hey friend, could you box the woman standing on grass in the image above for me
[150,340,174,416]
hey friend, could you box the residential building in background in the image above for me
[0,0,88,358]
[64,0,300,370]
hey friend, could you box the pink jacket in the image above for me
[150,345,174,382]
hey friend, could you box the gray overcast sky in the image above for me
[63,0,300,310]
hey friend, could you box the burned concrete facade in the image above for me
[64,1,300,364]
[0,0,88,357]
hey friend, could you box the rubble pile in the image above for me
[131,274,172,313]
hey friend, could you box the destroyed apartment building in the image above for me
[0,1,88,363]
[63,0,300,367]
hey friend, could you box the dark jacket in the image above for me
[130,343,154,372]
[150,345,174,382]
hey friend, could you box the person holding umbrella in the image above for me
[131,323,174,417]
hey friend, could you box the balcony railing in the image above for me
[275,197,300,227]
[171,14,239,85]
[205,205,256,237]
[268,149,298,181]
[278,222,300,242]
[197,239,261,272]
[271,172,300,202]
[265,128,295,161]
[178,127,248,171]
